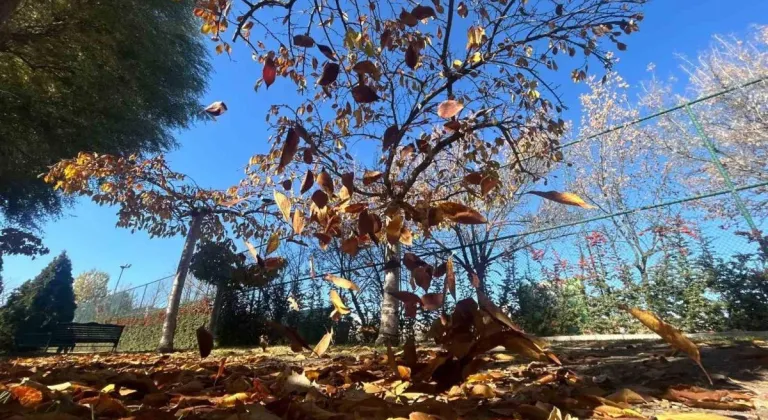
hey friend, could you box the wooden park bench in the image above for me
[14,322,124,353]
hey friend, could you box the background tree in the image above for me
[44,153,268,352]
[195,0,645,343]
[0,227,49,296]
[0,252,76,349]
[73,269,110,303]
[0,0,209,229]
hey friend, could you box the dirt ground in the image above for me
[0,338,766,419]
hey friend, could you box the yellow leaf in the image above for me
[466,25,485,50]
[329,290,350,315]
[529,190,595,209]
[387,215,403,244]
[273,190,292,222]
[292,208,305,234]
[217,392,249,407]
[266,231,280,256]
[325,274,360,291]
[622,306,711,384]
[470,51,482,63]
[244,240,260,261]
[313,328,333,357]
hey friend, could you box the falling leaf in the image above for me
[397,365,411,381]
[314,232,332,249]
[622,305,712,384]
[399,9,418,26]
[263,57,277,88]
[278,128,299,173]
[288,294,300,311]
[303,148,313,164]
[204,101,228,118]
[281,179,292,190]
[477,291,523,333]
[421,293,444,310]
[457,2,468,17]
[444,257,456,299]
[311,190,329,208]
[466,25,485,50]
[214,358,227,385]
[268,321,312,352]
[352,60,378,76]
[330,290,351,315]
[405,43,420,69]
[263,256,285,271]
[362,170,384,185]
[340,236,359,257]
[196,325,214,358]
[437,100,464,119]
[325,274,360,291]
[463,172,483,185]
[293,34,315,47]
[388,291,422,306]
[301,170,314,194]
[352,84,381,103]
[399,226,413,246]
[316,44,336,61]
[411,5,436,20]
[529,190,596,209]
[413,266,432,290]
[436,202,486,224]
[265,231,280,255]
[316,171,334,194]
[382,124,400,151]
[292,208,305,234]
[480,176,500,196]
[244,240,260,262]
[387,215,403,244]
[274,190,292,222]
[313,328,333,356]
[318,62,340,85]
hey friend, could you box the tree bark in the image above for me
[209,282,226,342]
[0,0,21,30]
[157,213,203,353]
[375,242,400,345]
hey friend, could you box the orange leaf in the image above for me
[314,232,332,250]
[436,202,487,224]
[477,290,523,333]
[316,171,334,194]
[387,215,403,245]
[11,385,43,408]
[529,190,595,209]
[622,306,712,384]
[265,231,280,256]
[292,208,305,234]
[263,256,285,271]
[340,236,359,257]
[413,266,432,291]
[325,274,360,291]
[362,170,384,186]
[273,190,292,223]
[437,100,464,119]
[444,257,456,299]
[399,226,413,246]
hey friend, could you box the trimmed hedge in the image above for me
[114,301,210,352]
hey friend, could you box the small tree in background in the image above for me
[0,252,76,348]
[73,269,110,303]
[0,227,49,296]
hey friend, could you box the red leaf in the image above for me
[301,170,314,194]
[318,62,340,86]
[352,84,381,103]
[263,57,277,88]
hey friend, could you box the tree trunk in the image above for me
[209,282,226,342]
[0,0,21,30]
[375,242,400,345]
[157,213,203,353]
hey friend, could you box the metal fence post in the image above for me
[684,103,768,257]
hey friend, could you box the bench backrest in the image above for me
[51,322,124,343]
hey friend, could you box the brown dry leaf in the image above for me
[80,393,129,417]
[11,385,44,408]
[351,84,381,103]
[404,335,417,366]
[399,226,413,246]
[340,236,360,257]
[411,5,436,20]
[382,124,400,151]
[388,291,422,306]
[606,388,647,404]
[622,305,712,384]
[397,365,412,381]
[399,9,418,26]
[436,202,486,224]
[293,34,315,47]
[214,358,227,384]
[413,266,432,291]
[265,231,280,256]
[444,257,456,299]
[273,190,292,222]
[480,176,500,196]
[318,62,340,85]
[263,57,277,88]
[196,325,214,358]
[477,290,522,332]
[217,392,249,407]
[268,321,312,352]
[437,100,464,119]
[469,384,495,399]
[292,208,305,234]
[316,171,334,194]
[363,170,384,185]
[421,293,444,310]
[278,128,299,173]
[405,43,420,69]
[654,414,734,420]
[313,328,333,357]
[330,290,351,315]
[664,386,753,411]
[341,172,355,192]
[315,232,332,249]
[301,170,314,194]
[530,190,596,209]
[325,274,360,291]
[311,189,329,208]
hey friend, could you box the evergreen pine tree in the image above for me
[0,252,76,348]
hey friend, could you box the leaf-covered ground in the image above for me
[0,339,766,420]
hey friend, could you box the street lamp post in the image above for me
[113,264,132,296]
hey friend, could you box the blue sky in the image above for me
[4,0,767,293]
